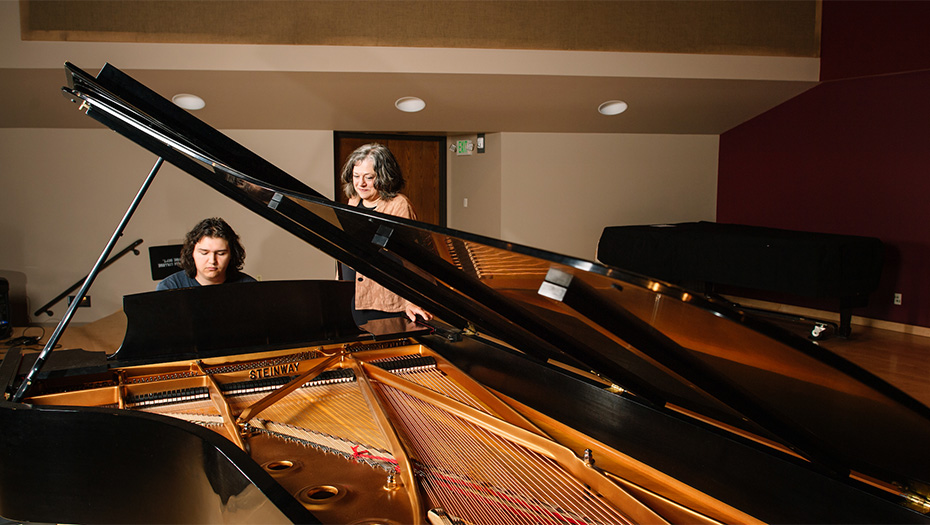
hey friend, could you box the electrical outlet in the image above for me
[893,293,902,305]
[68,295,91,307]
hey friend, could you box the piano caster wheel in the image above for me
[810,323,827,340]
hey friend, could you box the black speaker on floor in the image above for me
[0,277,11,340]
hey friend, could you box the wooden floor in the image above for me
[818,324,930,408]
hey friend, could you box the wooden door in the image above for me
[334,133,446,226]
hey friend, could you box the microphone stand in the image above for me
[12,157,164,403]
[33,238,144,318]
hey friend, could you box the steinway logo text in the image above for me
[250,362,299,380]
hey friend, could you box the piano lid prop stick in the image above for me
[12,157,165,403]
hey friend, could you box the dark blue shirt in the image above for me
[156,270,257,291]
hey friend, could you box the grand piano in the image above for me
[1,63,929,524]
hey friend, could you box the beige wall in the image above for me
[0,128,335,325]
[1,127,718,325]
[500,133,719,260]
[447,133,502,238]
[446,132,718,261]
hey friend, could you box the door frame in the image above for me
[334,132,447,227]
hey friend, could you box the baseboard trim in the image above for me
[720,296,930,339]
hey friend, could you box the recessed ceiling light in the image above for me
[172,93,205,111]
[598,100,628,116]
[395,96,426,113]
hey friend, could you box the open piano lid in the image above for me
[61,62,930,504]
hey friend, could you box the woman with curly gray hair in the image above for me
[339,143,432,324]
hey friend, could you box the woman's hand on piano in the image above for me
[405,303,433,323]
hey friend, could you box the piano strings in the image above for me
[378,384,637,525]
[446,237,551,281]
[129,349,648,524]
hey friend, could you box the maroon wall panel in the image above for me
[718,1,930,327]
[718,70,930,326]
[821,0,930,81]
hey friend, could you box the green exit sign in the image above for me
[456,140,472,155]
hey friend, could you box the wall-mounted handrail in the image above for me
[33,238,144,318]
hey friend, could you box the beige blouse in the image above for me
[348,194,417,313]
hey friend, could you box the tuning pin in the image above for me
[583,448,595,467]
[384,473,399,491]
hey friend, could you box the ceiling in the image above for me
[1,1,823,135]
